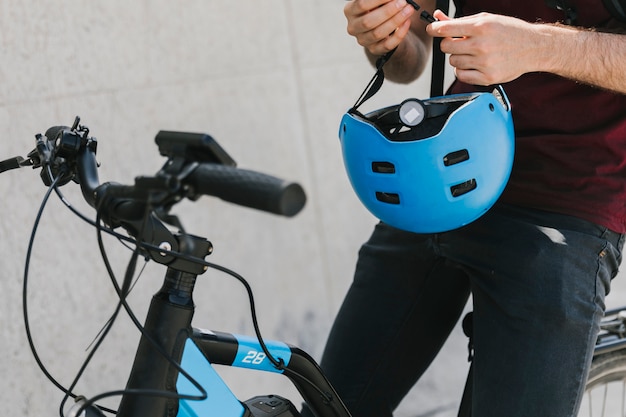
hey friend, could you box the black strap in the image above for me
[350,49,396,112]
[351,0,450,112]
[430,0,450,97]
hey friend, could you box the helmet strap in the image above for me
[350,0,449,113]
[430,0,450,96]
[350,48,397,113]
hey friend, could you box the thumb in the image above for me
[432,9,452,21]
[427,9,452,37]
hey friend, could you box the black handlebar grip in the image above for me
[186,164,306,217]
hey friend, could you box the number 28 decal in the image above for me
[233,334,292,373]
[241,350,267,365]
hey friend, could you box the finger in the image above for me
[448,53,478,71]
[368,17,413,55]
[432,9,451,21]
[345,0,397,16]
[353,6,414,52]
[428,14,478,38]
[439,36,474,56]
[344,0,387,35]
[454,68,491,86]
[426,10,456,38]
[345,0,409,24]
[347,1,410,36]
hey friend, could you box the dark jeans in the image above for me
[302,204,623,417]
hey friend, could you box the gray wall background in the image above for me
[1,2,625,417]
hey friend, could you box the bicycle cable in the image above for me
[29,165,332,415]
[22,172,75,398]
[58,211,143,417]
[91,216,337,407]
[52,182,149,354]
[21,159,124,416]
[61,205,209,416]
[20,165,207,416]
[201,258,335,403]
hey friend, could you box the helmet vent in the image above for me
[372,161,396,174]
[376,192,400,204]
[443,149,470,166]
[450,179,477,197]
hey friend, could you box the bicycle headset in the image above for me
[338,50,515,234]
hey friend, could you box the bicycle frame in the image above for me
[179,330,344,417]
[115,261,351,417]
[0,119,346,417]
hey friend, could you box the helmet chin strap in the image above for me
[350,1,440,113]
[350,49,397,113]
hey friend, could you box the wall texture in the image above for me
[2,2,624,417]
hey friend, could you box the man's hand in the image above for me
[344,0,416,56]
[426,10,626,93]
[344,0,435,83]
[426,10,542,86]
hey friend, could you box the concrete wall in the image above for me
[1,2,625,417]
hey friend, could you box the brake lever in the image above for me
[0,135,49,173]
[0,156,33,174]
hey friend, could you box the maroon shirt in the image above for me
[448,0,626,232]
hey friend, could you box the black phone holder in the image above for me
[155,131,236,167]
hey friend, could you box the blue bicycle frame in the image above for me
[177,338,247,417]
[177,332,296,417]
[115,260,351,417]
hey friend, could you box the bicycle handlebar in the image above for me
[10,119,306,234]
[184,163,306,217]
[91,163,306,230]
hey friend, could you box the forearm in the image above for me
[536,24,626,94]
[428,12,626,94]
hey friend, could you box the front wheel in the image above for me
[578,349,626,416]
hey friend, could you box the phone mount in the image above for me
[155,131,236,167]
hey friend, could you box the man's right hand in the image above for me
[344,0,416,56]
[343,0,436,83]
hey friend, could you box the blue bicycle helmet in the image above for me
[339,85,515,233]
